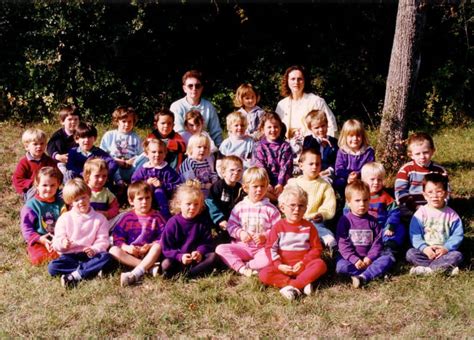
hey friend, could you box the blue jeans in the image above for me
[48,252,113,279]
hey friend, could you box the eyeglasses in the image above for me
[286,203,306,211]
[186,83,202,90]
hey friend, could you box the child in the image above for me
[406,173,463,276]
[334,119,375,196]
[109,181,167,286]
[259,186,327,300]
[287,149,337,249]
[83,158,120,220]
[218,111,254,171]
[234,83,265,139]
[303,109,338,183]
[179,133,218,197]
[252,112,293,200]
[66,122,118,182]
[48,178,113,288]
[13,128,57,201]
[131,139,181,219]
[394,132,448,223]
[100,106,143,183]
[360,162,405,254]
[216,167,281,277]
[160,180,219,279]
[47,105,80,177]
[20,167,63,265]
[336,180,395,288]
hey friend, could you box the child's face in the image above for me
[87,169,108,191]
[156,115,174,137]
[363,173,384,194]
[130,191,153,216]
[117,114,134,134]
[346,133,362,151]
[71,194,91,214]
[76,135,96,152]
[409,141,434,167]
[190,140,210,161]
[185,119,203,135]
[180,195,202,219]
[222,161,243,185]
[347,191,370,217]
[229,119,246,137]
[245,180,267,203]
[263,119,281,142]
[25,140,46,159]
[300,153,321,180]
[37,175,60,200]
[146,143,167,166]
[62,115,79,134]
[423,181,448,209]
[242,93,257,110]
[183,77,203,102]
[310,121,328,139]
[281,195,307,224]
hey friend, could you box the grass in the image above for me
[0,121,473,337]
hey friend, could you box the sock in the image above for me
[131,266,145,279]
[71,270,82,281]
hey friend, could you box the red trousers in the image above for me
[27,243,59,265]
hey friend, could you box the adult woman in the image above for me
[170,70,223,147]
[275,65,338,138]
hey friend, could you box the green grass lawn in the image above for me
[0,121,472,337]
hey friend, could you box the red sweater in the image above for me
[12,153,57,195]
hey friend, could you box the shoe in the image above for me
[150,264,161,278]
[251,270,259,276]
[450,267,460,276]
[279,286,301,301]
[61,274,78,289]
[409,266,434,276]
[97,270,104,279]
[120,272,137,287]
[351,275,365,288]
[238,266,253,278]
[303,283,314,296]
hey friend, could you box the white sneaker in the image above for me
[120,272,137,287]
[238,266,253,277]
[303,283,314,296]
[149,263,161,277]
[279,285,301,301]
[409,266,433,276]
[450,267,460,276]
[351,275,365,288]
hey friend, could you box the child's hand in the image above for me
[312,213,323,223]
[182,253,193,265]
[423,246,437,260]
[83,246,96,258]
[319,169,331,177]
[147,178,161,187]
[252,233,266,246]
[191,251,202,263]
[292,261,304,274]
[239,230,252,243]
[363,257,372,266]
[355,259,367,270]
[274,184,284,196]
[56,153,68,163]
[39,234,53,252]
[347,172,359,184]
[219,221,228,230]
[139,243,152,256]
[62,237,71,249]
[278,264,294,275]
[384,229,395,237]
[433,246,448,259]
[123,244,141,257]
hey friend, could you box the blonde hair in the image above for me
[83,158,108,183]
[338,119,369,151]
[242,167,269,187]
[186,133,210,157]
[220,155,243,172]
[143,138,167,154]
[361,162,386,182]
[233,83,260,108]
[63,178,92,205]
[22,128,46,147]
[226,111,248,131]
[278,185,308,208]
[345,180,370,202]
[128,180,153,202]
[34,166,63,187]
[170,180,204,215]
[305,110,328,130]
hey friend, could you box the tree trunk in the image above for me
[377,0,426,172]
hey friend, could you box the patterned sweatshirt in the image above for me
[112,210,166,247]
[252,137,293,186]
[90,187,119,220]
[132,161,182,197]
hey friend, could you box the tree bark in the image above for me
[377,0,426,172]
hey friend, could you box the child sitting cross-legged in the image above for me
[259,185,327,300]
[335,180,395,288]
[406,173,463,276]
[109,181,167,286]
[48,178,113,288]
[215,167,281,277]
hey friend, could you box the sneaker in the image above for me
[303,283,314,296]
[61,274,78,289]
[149,264,161,278]
[97,270,104,279]
[279,285,301,301]
[409,266,434,276]
[238,266,253,278]
[251,270,259,276]
[120,272,137,287]
[351,275,365,288]
[450,266,460,276]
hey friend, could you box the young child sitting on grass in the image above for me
[406,173,463,276]
[48,178,113,288]
[13,128,57,201]
[259,185,327,300]
[20,167,63,265]
[336,180,395,288]
[109,181,167,286]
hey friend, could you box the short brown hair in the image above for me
[280,65,307,97]
[34,166,63,187]
[407,132,435,153]
[184,110,204,126]
[112,106,137,126]
[75,122,97,139]
[298,148,321,164]
[83,158,108,183]
[423,172,448,191]
[128,180,153,202]
[345,180,370,202]
[58,105,79,122]
[220,155,243,172]
[62,178,91,205]
[153,108,175,124]
[182,70,203,85]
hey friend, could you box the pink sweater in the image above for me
[52,208,110,255]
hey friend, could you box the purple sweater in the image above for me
[252,138,293,186]
[334,146,375,189]
[336,212,383,264]
[112,210,166,247]
[161,213,214,262]
[131,162,182,196]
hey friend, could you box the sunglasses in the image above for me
[186,83,202,90]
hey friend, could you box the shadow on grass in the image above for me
[440,160,474,172]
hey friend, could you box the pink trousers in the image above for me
[215,242,269,272]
